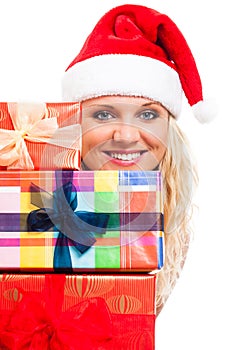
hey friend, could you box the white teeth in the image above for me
[110,152,141,160]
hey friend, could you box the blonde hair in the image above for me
[156,116,198,313]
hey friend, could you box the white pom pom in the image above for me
[192,100,218,123]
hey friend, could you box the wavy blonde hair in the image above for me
[156,116,198,314]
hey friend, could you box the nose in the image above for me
[113,124,140,143]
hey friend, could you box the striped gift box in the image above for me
[0,102,81,170]
[0,170,164,272]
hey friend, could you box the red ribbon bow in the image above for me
[0,275,113,350]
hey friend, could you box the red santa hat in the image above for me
[62,4,215,123]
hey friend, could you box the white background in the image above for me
[0,1,232,349]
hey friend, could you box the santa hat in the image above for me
[62,4,215,123]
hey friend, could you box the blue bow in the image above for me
[27,180,109,270]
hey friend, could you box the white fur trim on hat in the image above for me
[62,54,183,118]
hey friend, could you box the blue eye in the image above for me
[139,110,160,120]
[93,111,115,121]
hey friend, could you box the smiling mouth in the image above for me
[104,151,146,161]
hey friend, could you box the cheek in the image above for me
[81,125,112,156]
[141,127,168,151]
[141,128,168,165]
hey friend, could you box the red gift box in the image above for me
[0,102,81,170]
[0,273,156,349]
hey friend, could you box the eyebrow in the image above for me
[86,104,116,110]
[142,102,161,107]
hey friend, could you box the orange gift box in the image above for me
[0,102,81,170]
[0,273,156,349]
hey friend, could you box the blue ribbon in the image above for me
[27,180,109,271]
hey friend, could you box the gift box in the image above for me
[0,273,156,349]
[0,102,81,170]
[0,170,164,272]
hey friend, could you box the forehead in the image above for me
[82,95,156,108]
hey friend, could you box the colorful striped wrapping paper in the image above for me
[0,170,164,272]
[0,102,81,170]
[0,273,156,349]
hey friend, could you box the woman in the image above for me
[62,4,213,313]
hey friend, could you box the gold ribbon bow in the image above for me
[0,103,81,169]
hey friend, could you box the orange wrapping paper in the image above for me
[0,102,81,170]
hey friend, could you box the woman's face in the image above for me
[81,96,169,170]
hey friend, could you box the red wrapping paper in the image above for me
[0,273,156,349]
